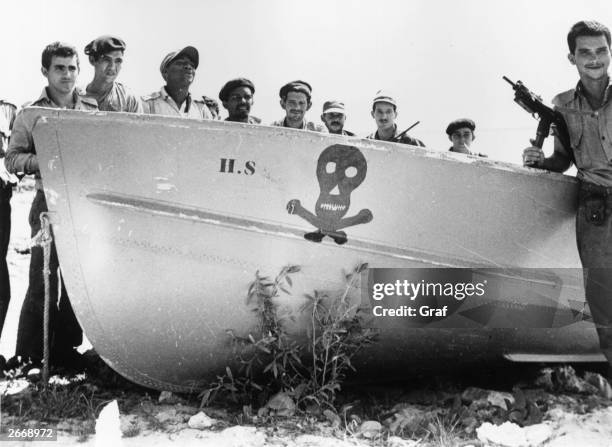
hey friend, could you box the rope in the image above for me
[31,212,53,387]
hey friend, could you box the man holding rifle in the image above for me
[367,91,425,146]
[522,20,612,376]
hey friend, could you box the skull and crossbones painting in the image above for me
[287,144,373,245]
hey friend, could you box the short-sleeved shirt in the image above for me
[5,88,98,190]
[366,124,425,147]
[0,100,17,155]
[84,82,142,113]
[141,87,213,119]
[553,81,612,187]
[270,118,327,133]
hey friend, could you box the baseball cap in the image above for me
[159,46,199,74]
[322,100,346,114]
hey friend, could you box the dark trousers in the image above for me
[577,184,612,365]
[0,184,11,339]
[15,189,82,363]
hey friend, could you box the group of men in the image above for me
[3,19,612,377]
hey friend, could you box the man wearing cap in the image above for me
[219,78,261,124]
[367,91,425,146]
[271,81,326,132]
[142,46,213,119]
[446,118,487,157]
[0,99,16,339]
[83,35,142,113]
[5,42,97,368]
[320,100,354,136]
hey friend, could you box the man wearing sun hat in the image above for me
[83,35,142,113]
[271,80,326,132]
[367,90,425,146]
[219,77,261,124]
[320,100,354,136]
[142,46,213,119]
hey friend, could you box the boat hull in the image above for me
[28,108,599,391]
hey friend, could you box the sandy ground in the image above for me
[2,187,612,447]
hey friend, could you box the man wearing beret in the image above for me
[320,100,354,136]
[367,91,425,146]
[446,118,487,157]
[271,81,326,132]
[0,98,16,339]
[83,35,142,113]
[219,78,261,124]
[142,46,213,119]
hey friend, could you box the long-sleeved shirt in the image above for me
[5,88,98,190]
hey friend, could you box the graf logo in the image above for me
[287,144,373,244]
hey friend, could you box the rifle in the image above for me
[503,76,572,158]
[393,121,420,142]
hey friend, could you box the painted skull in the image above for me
[315,144,367,224]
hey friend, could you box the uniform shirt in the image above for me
[225,116,262,125]
[141,87,213,119]
[366,124,425,147]
[5,88,98,190]
[0,100,17,155]
[270,118,328,133]
[553,81,612,186]
[84,82,143,113]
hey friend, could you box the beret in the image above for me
[84,35,126,57]
[219,78,255,101]
[446,118,476,136]
[160,46,199,74]
[279,80,312,99]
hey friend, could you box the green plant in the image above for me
[200,262,378,412]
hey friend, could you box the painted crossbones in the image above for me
[287,144,373,244]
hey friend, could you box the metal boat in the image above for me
[28,107,602,392]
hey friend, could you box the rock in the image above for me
[187,411,217,429]
[158,390,180,404]
[386,406,428,434]
[359,420,382,438]
[323,409,341,427]
[155,408,178,424]
[476,421,553,447]
[461,386,490,403]
[266,391,296,417]
[487,391,514,410]
[584,371,612,399]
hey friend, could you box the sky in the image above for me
[2,0,612,163]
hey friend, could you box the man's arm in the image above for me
[4,111,38,175]
[522,136,572,173]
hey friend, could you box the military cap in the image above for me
[219,78,255,101]
[446,118,476,136]
[372,90,397,108]
[84,35,126,57]
[322,100,346,114]
[279,80,312,99]
[160,46,199,74]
